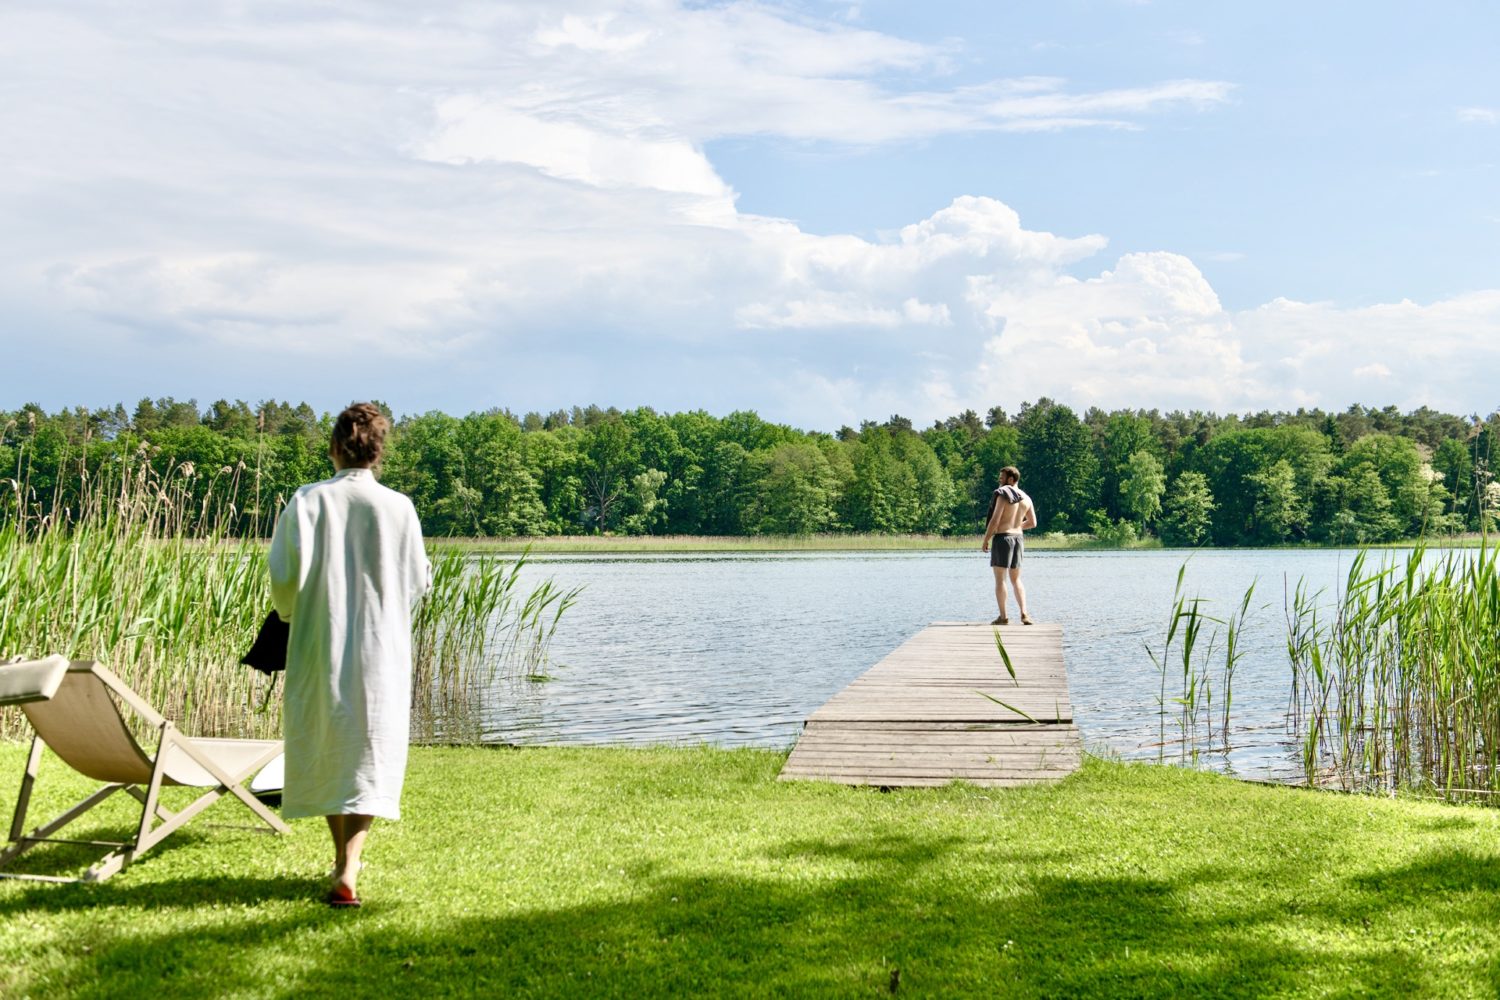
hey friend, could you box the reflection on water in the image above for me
[488,547,1417,779]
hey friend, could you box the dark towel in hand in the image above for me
[241,611,289,674]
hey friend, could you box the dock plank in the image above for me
[779,622,1082,788]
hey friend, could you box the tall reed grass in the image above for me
[1287,545,1500,798]
[1145,563,1257,764]
[0,438,576,743]
[411,547,576,743]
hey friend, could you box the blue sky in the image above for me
[724,2,1500,309]
[2,1,1497,428]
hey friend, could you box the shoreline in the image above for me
[431,532,1109,553]
[428,533,1492,555]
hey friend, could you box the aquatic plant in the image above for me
[1145,563,1257,763]
[411,547,578,743]
[1287,544,1500,798]
[0,437,575,743]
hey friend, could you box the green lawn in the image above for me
[3,743,1499,998]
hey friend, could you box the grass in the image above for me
[4,743,1500,998]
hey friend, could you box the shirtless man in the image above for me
[980,466,1037,625]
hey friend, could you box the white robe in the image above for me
[268,467,430,820]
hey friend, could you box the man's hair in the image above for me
[999,465,1021,485]
[331,402,390,467]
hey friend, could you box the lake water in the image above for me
[492,547,1418,779]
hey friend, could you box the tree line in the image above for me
[4,397,1498,546]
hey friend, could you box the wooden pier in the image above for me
[779,622,1082,788]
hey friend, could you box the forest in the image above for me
[3,397,1497,546]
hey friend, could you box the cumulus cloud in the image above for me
[1458,106,1499,125]
[0,1,1495,427]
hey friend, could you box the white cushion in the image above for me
[0,655,70,706]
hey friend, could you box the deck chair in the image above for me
[0,655,289,883]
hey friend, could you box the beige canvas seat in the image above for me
[0,655,288,883]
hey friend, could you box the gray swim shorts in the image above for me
[989,533,1023,569]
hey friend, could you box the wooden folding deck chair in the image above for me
[0,655,289,883]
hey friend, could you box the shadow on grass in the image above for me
[1346,846,1500,900]
[0,873,318,915]
[11,835,1500,998]
[768,833,966,866]
[0,823,211,883]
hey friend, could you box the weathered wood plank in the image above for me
[791,730,1080,747]
[780,623,1081,788]
[784,757,1081,771]
[784,767,1081,778]
[782,776,1056,788]
[798,721,1064,732]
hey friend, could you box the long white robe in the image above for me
[268,467,430,820]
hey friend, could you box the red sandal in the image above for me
[326,884,361,909]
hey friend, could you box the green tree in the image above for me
[623,407,694,536]
[525,428,585,533]
[619,468,669,535]
[579,417,640,533]
[381,412,479,535]
[1119,450,1166,530]
[1431,437,1472,517]
[746,442,840,534]
[841,429,903,533]
[1016,400,1099,532]
[1312,467,1399,544]
[1192,427,1330,544]
[663,410,723,534]
[203,400,257,439]
[455,412,547,536]
[891,430,953,534]
[1098,413,1162,522]
[968,425,1021,529]
[1159,471,1216,546]
[1338,433,1427,534]
[132,397,200,433]
[1245,459,1306,544]
[700,440,751,535]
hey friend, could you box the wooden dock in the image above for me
[779,622,1082,788]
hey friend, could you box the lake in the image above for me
[495,547,1415,779]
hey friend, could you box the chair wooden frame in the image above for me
[0,657,289,883]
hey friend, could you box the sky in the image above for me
[1,0,1497,430]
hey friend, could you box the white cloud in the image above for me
[1458,106,1499,125]
[533,14,653,53]
[417,95,732,199]
[0,1,1495,427]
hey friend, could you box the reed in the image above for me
[1145,563,1257,763]
[410,547,578,743]
[1287,544,1500,798]
[0,438,574,744]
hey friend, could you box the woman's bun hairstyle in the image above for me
[331,402,389,467]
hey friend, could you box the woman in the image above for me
[269,402,430,907]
